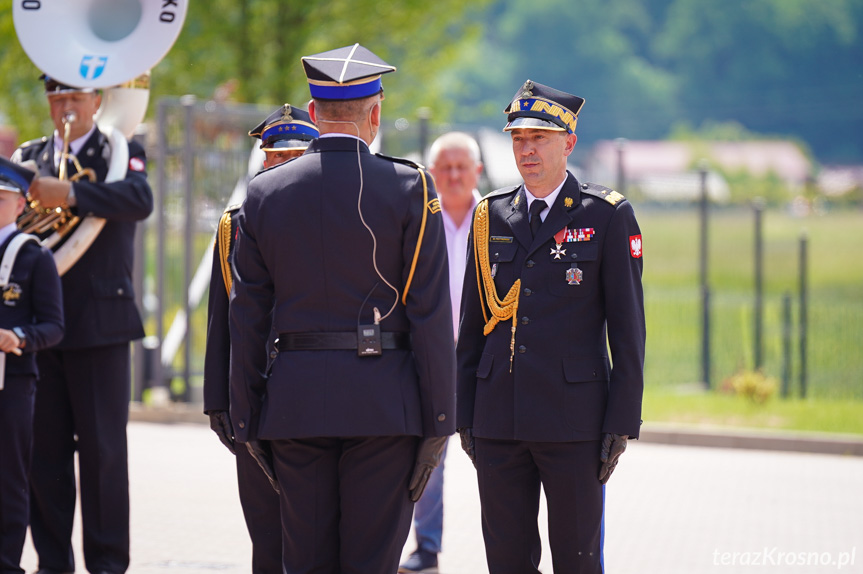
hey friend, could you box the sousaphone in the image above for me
[12,0,188,275]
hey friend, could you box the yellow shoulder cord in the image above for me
[472,200,521,372]
[218,211,233,297]
[402,168,430,306]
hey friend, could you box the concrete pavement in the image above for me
[20,420,863,573]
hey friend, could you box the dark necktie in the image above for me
[529,199,547,238]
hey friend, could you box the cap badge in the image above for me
[520,80,534,98]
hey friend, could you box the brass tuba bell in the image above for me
[12,0,188,275]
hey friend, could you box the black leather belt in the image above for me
[276,332,411,351]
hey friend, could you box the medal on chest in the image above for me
[566,265,583,286]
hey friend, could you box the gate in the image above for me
[135,97,271,404]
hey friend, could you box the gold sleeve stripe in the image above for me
[218,211,233,296]
[427,197,441,214]
[402,168,430,306]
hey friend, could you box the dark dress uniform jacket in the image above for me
[230,136,456,442]
[14,130,152,348]
[0,232,64,375]
[204,205,239,413]
[457,172,645,442]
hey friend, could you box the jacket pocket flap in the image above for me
[477,352,494,379]
[488,243,518,263]
[92,277,134,299]
[562,356,609,383]
[560,241,599,263]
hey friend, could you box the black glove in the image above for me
[207,410,236,455]
[246,440,280,494]
[408,436,448,502]
[458,427,476,468]
[598,433,628,484]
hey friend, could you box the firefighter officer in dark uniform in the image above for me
[229,44,455,574]
[456,80,645,574]
[0,157,64,574]
[204,104,318,574]
[11,75,153,574]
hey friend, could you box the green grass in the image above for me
[639,206,863,399]
[644,385,863,435]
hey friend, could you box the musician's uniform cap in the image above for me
[503,80,585,134]
[40,74,96,95]
[301,44,395,101]
[0,157,35,195]
[248,104,319,152]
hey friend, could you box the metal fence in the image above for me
[135,97,272,403]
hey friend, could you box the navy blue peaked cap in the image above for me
[503,80,585,134]
[302,44,395,101]
[248,104,319,151]
[0,156,35,194]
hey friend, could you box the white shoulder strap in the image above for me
[0,233,39,287]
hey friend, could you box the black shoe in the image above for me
[398,549,438,573]
[35,569,74,574]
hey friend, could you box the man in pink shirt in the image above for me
[399,132,483,573]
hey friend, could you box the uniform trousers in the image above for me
[0,375,36,574]
[236,442,282,574]
[270,435,418,574]
[475,438,604,574]
[30,344,131,574]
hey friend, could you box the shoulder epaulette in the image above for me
[19,137,48,149]
[217,210,234,296]
[375,153,424,170]
[223,203,241,214]
[580,182,626,206]
[482,185,520,201]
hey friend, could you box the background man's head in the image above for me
[428,132,483,216]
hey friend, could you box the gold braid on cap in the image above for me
[472,199,520,372]
[218,211,233,296]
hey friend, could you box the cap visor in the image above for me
[503,117,566,132]
[262,140,311,152]
[0,182,24,194]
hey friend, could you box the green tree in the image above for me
[0,1,490,144]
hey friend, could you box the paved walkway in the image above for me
[20,421,863,573]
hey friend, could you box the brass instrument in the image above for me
[16,112,95,247]
[12,1,188,274]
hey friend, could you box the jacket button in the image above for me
[437,413,446,422]
[571,253,578,259]
[518,345,526,353]
[526,260,535,268]
[238,421,245,429]
[521,316,530,325]
[116,288,124,295]
[269,351,278,360]
[493,252,500,260]
[523,288,532,296]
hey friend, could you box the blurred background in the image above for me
[1,0,861,434]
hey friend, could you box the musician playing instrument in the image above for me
[11,75,153,574]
